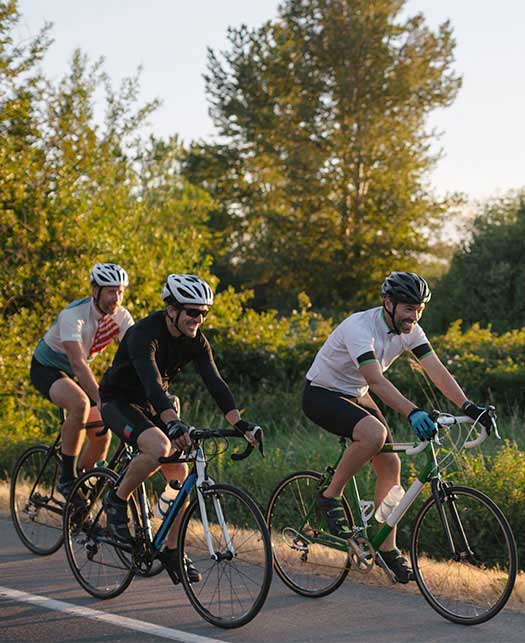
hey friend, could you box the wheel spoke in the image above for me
[178,483,272,628]
[63,469,136,599]
[10,446,64,555]
[412,485,517,624]
[267,471,351,597]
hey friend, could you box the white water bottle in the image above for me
[153,482,179,519]
[374,484,405,523]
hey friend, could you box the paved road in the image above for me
[1,517,523,643]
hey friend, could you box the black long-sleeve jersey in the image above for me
[99,310,236,416]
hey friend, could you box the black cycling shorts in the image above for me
[101,398,167,448]
[302,380,392,441]
[30,356,96,406]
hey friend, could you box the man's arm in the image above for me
[194,347,259,446]
[63,340,100,404]
[418,352,468,408]
[359,360,417,417]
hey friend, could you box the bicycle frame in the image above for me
[129,438,236,562]
[22,418,127,518]
[301,414,490,556]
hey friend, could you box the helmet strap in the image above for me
[93,286,105,314]
[166,307,183,336]
[383,300,401,335]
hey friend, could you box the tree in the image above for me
[0,3,215,431]
[184,0,461,310]
[428,191,525,334]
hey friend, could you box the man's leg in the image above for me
[158,461,199,582]
[371,451,401,551]
[371,451,413,582]
[49,378,91,491]
[103,426,171,542]
[323,415,387,497]
[78,406,111,470]
[116,427,171,500]
[160,461,189,549]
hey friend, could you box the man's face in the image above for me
[95,285,125,315]
[174,305,209,338]
[393,301,425,333]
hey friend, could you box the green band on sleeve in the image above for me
[358,358,378,367]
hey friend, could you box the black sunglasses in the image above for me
[182,307,209,319]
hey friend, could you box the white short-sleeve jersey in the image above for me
[306,306,432,398]
[34,297,134,376]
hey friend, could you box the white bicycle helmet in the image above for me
[161,274,214,306]
[90,263,129,287]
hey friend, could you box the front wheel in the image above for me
[411,484,517,625]
[10,444,64,555]
[177,483,273,628]
[266,470,352,597]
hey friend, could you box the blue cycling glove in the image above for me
[408,409,436,441]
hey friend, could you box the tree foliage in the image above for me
[184,0,461,309]
[429,191,525,334]
[0,2,216,428]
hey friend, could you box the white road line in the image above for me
[0,585,225,643]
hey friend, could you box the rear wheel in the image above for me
[412,484,517,625]
[10,445,64,555]
[63,468,136,598]
[267,470,352,597]
[177,483,272,628]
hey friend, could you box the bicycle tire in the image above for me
[411,484,517,625]
[176,482,273,628]
[10,444,64,555]
[266,470,352,597]
[63,468,136,599]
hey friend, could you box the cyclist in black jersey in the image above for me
[99,274,261,580]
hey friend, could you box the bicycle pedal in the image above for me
[375,552,397,584]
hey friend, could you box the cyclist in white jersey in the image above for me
[303,272,494,583]
[30,263,133,497]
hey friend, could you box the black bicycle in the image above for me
[9,410,163,580]
[63,426,273,629]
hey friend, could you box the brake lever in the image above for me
[231,428,264,461]
[485,405,500,439]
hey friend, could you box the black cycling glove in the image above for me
[462,400,494,432]
[234,420,261,435]
[166,419,190,441]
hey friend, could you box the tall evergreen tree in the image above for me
[185,0,461,309]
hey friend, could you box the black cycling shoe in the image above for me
[162,548,202,583]
[57,478,76,499]
[103,489,132,542]
[317,490,353,539]
[379,548,415,584]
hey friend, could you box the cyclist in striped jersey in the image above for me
[30,263,134,497]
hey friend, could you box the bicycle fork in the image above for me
[194,447,235,561]
[430,479,474,562]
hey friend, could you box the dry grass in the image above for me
[0,480,10,518]
[269,532,525,613]
[1,480,523,613]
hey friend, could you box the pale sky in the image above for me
[16,0,525,201]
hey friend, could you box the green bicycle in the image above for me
[266,410,517,625]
